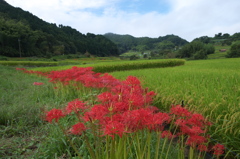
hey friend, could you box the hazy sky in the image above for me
[5,0,240,41]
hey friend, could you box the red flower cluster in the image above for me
[70,122,86,135]
[46,66,121,88]
[169,105,224,155]
[46,108,65,123]
[19,66,225,157]
[212,143,225,156]
[65,99,87,115]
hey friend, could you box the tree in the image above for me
[192,36,211,44]
[177,41,214,59]
[222,33,230,39]
[0,1,119,57]
[155,40,175,50]
[226,41,240,58]
[214,33,222,39]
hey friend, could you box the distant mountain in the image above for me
[104,33,189,54]
[0,0,119,57]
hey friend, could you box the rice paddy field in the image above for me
[1,57,240,158]
[111,58,240,156]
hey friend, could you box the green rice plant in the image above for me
[29,59,185,73]
[92,59,185,73]
[110,58,240,157]
[0,61,58,66]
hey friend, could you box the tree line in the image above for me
[0,0,119,57]
[104,33,188,54]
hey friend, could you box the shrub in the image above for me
[226,41,240,58]
[177,41,215,59]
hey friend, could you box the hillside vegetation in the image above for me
[0,0,119,57]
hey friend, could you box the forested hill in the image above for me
[104,33,189,53]
[0,0,119,57]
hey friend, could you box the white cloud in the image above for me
[5,0,240,41]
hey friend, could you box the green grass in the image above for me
[0,65,81,158]
[1,58,240,158]
[110,58,240,156]
[207,45,230,59]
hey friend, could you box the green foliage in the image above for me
[155,40,175,50]
[0,55,8,60]
[104,33,188,54]
[226,41,240,58]
[0,1,119,57]
[177,41,215,59]
[192,36,211,44]
[129,54,139,60]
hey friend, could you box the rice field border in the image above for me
[28,59,186,73]
[0,61,58,67]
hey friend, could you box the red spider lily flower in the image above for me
[187,126,206,135]
[99,73,121,88]
[33,82,44,85]
[70,122,86,135]
[212,143,225,156]
[153,112,170,124]
[112,102,129,113]
[83,105,109,123]
[197,144,208,152]
[148,112,170,131]
[65,99,87,114]
[180,124,206,136]
[103,120,125,139]
[186,135,208,148]
[170,105,191,117]
[144,91,156,105]
[128,93,145,109]
[16,67,26,71]
[161,131,175,139]
[123,76,141,86]
[187,113,211,128]
[110,84,129,95]
[97,92,115,103]
[46,108,65,123]
[175,119,186,126]
[122,108,153,132]
[146,106,159,113]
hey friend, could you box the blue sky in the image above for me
[117,0,171,14]
[5,0,240,41]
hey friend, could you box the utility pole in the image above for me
[18,38,21,57]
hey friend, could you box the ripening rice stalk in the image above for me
[110,58,240,156]
[0,61,58,66]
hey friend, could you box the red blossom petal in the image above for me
[46,108,65,123]
[65,99,86,114]
[70,122,86,135]
[212,143,225,156]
